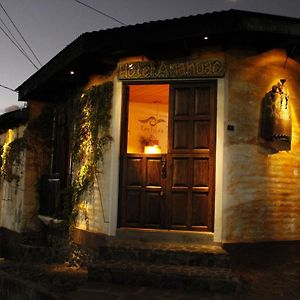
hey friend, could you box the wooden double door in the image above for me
[119,82,216,231]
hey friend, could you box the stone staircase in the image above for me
[88,229,241,293]
[19,230,69,263]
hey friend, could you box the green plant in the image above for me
[69,81,113,231]
[0,106,53,195]
[0,136,26,183]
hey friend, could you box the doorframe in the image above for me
[114,78,225,239]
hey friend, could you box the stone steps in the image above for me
[19,244,49,261]
[88,260,239,292]
[98,242,230,268]
[88,233,240,293]
[115,228,215,244]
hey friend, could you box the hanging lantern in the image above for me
[261,79,291,144]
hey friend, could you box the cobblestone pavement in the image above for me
[1,257,300,300]
[1,241,300,300]
[64,282,237,300]
[64,259,300,300]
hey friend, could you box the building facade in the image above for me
[1,10,299,250]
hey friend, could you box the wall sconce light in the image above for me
[261,79,291,150]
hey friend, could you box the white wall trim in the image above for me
[213,77,227,242]
[107,77,227,240]
[107,77,122,235]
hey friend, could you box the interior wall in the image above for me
[127,102,168,154]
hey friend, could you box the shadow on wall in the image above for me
[0,227,22,258]
[0,228,2,256]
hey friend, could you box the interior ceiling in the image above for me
[129,84,169,104]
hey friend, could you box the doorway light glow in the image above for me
[144,145,161,154]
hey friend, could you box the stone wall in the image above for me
[223,49,300,242]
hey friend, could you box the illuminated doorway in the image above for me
[119,82,216,231]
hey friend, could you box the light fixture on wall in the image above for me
[261,79,291,151]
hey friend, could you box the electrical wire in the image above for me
[0,1,42,67]
[0,14,28,58]
[0,22,39,69]
[72,0,127,26]
[0,83,17,93]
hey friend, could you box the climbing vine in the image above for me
[0,135,26,183]
[69,81,113,230]
[0,82,113,235]
[0,106,53,191]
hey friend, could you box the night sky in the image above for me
[0,0,300,113]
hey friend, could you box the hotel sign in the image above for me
[118,59,225,80]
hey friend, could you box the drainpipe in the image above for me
[49,107,56,175]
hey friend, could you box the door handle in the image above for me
[161,158,167,178]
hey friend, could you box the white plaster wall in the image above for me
[0,126,26,232]
[213,77,227,242]
[77,77,123,235]
[107,77,123,235]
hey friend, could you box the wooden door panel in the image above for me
[169,82,216,231]
[174,88,192,116]
[170,192,188,226]
[125,190,141,224]
[195,87,210,116]
[172,158,189,187]
[121,154,166,228]
[146,158,162,187]
[194,121,210,149]
[193,158,209,187]
[191,193,208,227]
[144,192,162,226]
[173,121,190,149]
[127,157,143,186]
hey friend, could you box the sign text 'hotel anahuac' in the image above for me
[118,59,225,80]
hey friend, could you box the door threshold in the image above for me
[115,227,215,245]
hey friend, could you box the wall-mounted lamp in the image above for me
[261,79,291,150]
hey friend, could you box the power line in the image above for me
[72,0,127,26]
[0,22,39,69]
[0,14,29,59]
[0,1,42,67]
[0,83,17,93]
